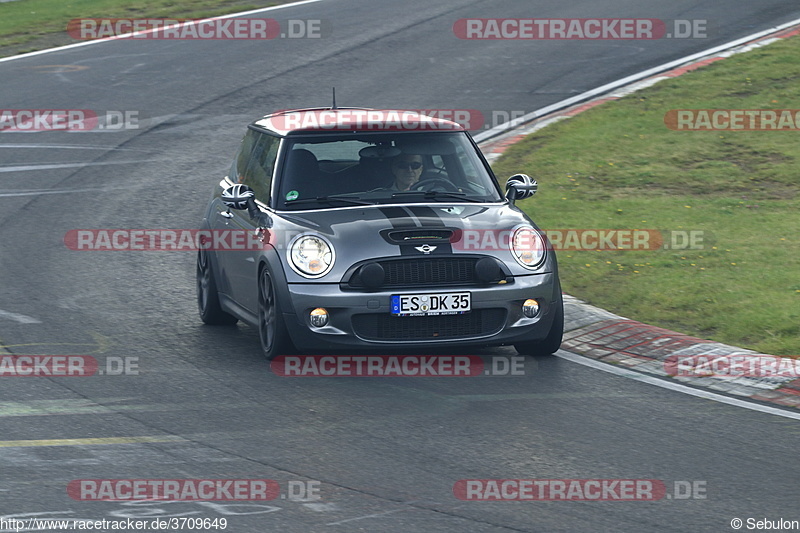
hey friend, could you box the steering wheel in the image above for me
[410,178,460,192]
[422,167,448,179]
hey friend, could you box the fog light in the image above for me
[522,299,540,318]
[309,308,329,327]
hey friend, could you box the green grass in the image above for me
[0,0,284,54]
[492,36,800,356]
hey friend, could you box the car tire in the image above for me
[258,267,295,360]
[514,293,564,356]
[197,250,238,326]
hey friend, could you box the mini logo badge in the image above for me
[414,244,437,254]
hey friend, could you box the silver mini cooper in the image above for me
[197,108,562,359]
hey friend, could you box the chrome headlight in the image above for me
[288,234,335,278]
[510,226,546,269]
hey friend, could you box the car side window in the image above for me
[234,129,258,181]
[234,129,280,204]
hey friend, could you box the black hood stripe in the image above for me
[378,206,416,228]
[406,206,446,226]
[398,207,452,254]
[377,206,446,228]
[378,205,452,254]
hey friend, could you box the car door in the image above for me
[215,128,280,314]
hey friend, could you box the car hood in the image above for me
[275,203,549,281]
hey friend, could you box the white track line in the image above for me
[0,185,138,197]
[556,351,800,421]
[0,144,151,151]
[0,0,324,65]
[0,160,162,173]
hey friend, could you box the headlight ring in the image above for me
[287,233,335,278]
[510,226,546,269]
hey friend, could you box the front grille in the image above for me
[385,258,475,285]
[347,257,485,289]
[352,308,507,341]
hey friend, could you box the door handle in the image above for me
[219,210,234,219]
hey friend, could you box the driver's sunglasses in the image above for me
[394,161,423,170]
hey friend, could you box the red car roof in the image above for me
[254,108,466,135]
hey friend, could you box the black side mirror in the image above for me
[504,174,538,205]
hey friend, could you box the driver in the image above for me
[390,153,424,191]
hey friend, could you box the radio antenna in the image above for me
[331,87,337,110]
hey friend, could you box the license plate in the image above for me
[390,292,471,316]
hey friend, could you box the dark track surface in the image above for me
[1,1,799,531]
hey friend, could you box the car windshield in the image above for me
[276,132,502,210]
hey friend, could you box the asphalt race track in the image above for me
[1,1,799,531]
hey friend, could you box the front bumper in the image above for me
[281,272,558,351]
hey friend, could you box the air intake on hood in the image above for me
[381,229,455,245]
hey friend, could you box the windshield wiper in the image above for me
[287,194,374,206]
[389,190,484,203]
